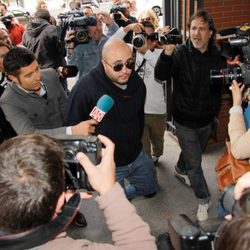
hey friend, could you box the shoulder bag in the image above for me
[215,141,250,190]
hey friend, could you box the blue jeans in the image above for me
[116,151,158,200]
[175,121,212,203]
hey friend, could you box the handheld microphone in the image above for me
[89,94,114,123]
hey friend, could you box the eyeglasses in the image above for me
[104,58,135,72]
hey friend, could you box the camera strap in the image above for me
[135,59,146,73]
[134,49,155,74]
[0,193,81,250]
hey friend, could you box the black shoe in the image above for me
[73,211,87,227]
[144,191,157,198]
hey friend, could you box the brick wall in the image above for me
[203,0,250,30]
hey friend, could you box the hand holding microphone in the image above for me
[72,119,98,135]
[71,94,114,135]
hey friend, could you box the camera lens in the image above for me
[65,150,75,161]
[210,68,242,85]
[64,146,78,163]
[76,30,88,43]
[132,34,146,49]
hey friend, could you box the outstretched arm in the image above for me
[76,135,157,250]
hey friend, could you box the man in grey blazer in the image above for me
[0,47,97,227]
[0,46,97,137]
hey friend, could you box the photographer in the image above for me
[65,12,119,79]
[155,10,227,221]
[0,3,25,45]
[0,134,157,249]
[228,79,250,160]
[110,1,138,43]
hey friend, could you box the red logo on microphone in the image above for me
[89,107,106,123]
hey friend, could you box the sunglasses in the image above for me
[104,58,135,72]
[141,17,151,22]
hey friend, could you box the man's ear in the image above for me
[8,74,19,84]
[102,59,108,71]
[52,192,66,219]
[209,30,213,38]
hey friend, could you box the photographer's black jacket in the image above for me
[22,18,66,69]
[64,62,145,166]
[155,40,227,128]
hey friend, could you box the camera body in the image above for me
[166,185,250,250]
[58,11,97,45]
[168,214,224,250]
[110,5,128,21]
[159,27,182,45]
[160,33,182,45]
[132,28,182,49]
[67,15,90,44]
[55,135,102,191]
[210,25,250,85]
[1,15,13,30]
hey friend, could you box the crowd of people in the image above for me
[0,0,249,249]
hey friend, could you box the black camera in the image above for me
[132,31,159,49]
[67,15,96,44]
[166,184,250,250]
[110,5,128,21]
[160,28,182,45]
[55,135,102,191]
[1,15,13,30]
[58,11,97,45]
[132,28,182,49]
[210,25,250,85]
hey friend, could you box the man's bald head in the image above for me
[102,38,132,62]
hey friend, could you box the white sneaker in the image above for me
[174,167,191,187]
[197,201,211,221]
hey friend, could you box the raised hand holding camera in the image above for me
[77,135,116,196]
[231,79,245,106]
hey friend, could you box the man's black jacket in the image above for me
[155,39,227,128]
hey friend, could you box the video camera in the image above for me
[55,135,102,191]
[58,11,97,45]
[210,24,250,85]
[110,5,128,21]
[132,28,182,49]
[0,14,13,30]
[165,184,250,250]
